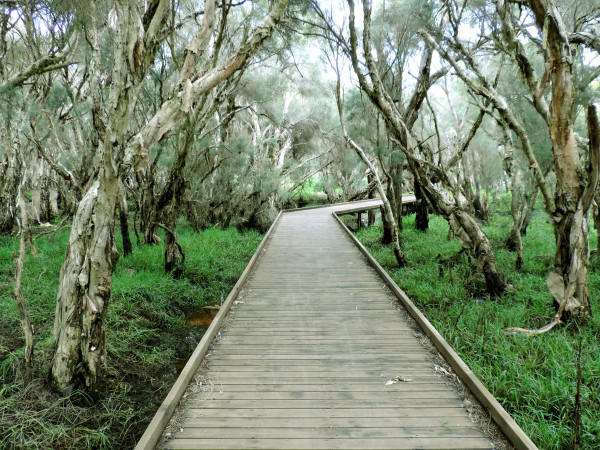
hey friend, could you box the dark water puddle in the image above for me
[186,307,219,326]
[174,307,220,374]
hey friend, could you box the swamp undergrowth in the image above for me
[355,207,600,449]
[0,222,262,449]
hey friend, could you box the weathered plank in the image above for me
[174,426,489,439]
[183,407,474,419]
[162,437,493,450]
[186,390,460,400]
[186,383,454,393]
[179,416,474,428]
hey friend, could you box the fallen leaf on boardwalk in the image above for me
[435,365,451,376]
[386,376,413,385]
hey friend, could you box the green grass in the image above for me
[289,179,329,208]
[0,222,263,449]
[356,209,600,449]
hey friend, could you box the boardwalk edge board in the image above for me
[332,206,538,450]
[134,211,283,450]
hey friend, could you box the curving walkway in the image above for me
[153,200,501,449]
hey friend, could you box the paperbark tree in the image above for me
[422,0,598,320]
[528,0,596,320]
[501,125,533,270]
[0,148,20,233]
[51,0,159,393]
[12,150,36,385]
[50,0,291,393]
[333,54,407,267]
[339,0,505,295]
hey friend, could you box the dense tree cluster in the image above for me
[310,0,599,320]
[1,0,599,396]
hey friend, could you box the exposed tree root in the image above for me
[505,319,560,336]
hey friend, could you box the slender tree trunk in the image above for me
[506,202,526,270]
[390,164,403,232]
[461,153,475,214]
[13,179,35,385]
[505,163,527,269]
[139,167,161,245]
[520,187,539,236]
[162,128,193,275]
[118,194,132,257]
[414,176,429,231]
[344,141,406,268]
[593,197,600,256]
[334,72,406,267]
[380,205,392,244]
[367,173,375,226]
[0,151,20,233]
[49,172,60,218]
[30,155,44,224]
[380,174,396,242]
[472,179,488,223]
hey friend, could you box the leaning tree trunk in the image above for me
[344,140,407,267]
[410,159,505,296]
[335,75,406,267]
[389,163,403,232]
[452,207,504,295]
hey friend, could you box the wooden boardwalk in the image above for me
[139,200,535,449]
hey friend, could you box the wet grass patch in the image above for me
[356,210,600,449]
[0,224,262,449]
